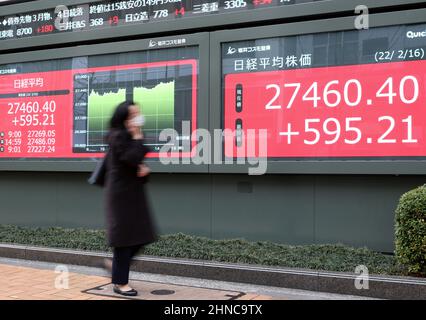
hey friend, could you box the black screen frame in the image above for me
[0,32,209,172]
[209,8,426,175]
[1,0,425,53]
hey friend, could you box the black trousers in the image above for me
[112,244,142,285]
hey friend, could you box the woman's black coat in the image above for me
[104,129,157,248]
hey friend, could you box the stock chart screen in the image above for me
[0,0,322,41]
[0,45,198,159]
[222,23,426,160]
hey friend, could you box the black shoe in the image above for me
[113,285,138,297]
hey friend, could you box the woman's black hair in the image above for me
[109,100,135,130]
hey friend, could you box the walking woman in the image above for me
[104,100,157,297]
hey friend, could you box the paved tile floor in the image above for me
[0,262,272,300]
[0,258,375,300]
[0,263,116,300]
[83,281,253,300]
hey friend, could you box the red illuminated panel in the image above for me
[224,60,426,158]
[0,59,197,158]
[0,70,75,158]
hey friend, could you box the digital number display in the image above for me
[0,0,320,41]
[0,46,198,159]
[222,23,426,159]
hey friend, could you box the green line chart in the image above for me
[73,61,195,154]
[85,78,176,147]
[87,88,126,135]
[133,81,175,132]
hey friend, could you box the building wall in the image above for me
[1,1,426,254]
[0,171,424,252]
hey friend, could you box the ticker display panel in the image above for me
[0,45,198,159]
[222,22,426,160]
[0,0,322,41]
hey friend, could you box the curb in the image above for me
[0,243,425,300]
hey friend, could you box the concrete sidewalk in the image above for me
[0,260,271,300]
[0,257,374,300]
[0,263,116,300]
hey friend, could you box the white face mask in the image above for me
[130,114,145,127]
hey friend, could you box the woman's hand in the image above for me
[137,163,151,177]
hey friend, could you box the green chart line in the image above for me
[86,81,175,146]
[87,88,127,133]
[133,81,175,131]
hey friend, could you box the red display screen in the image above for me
[222,23,426,159]
[1,69,72,157]
[0,48,198,159]
[224,60,426,158]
